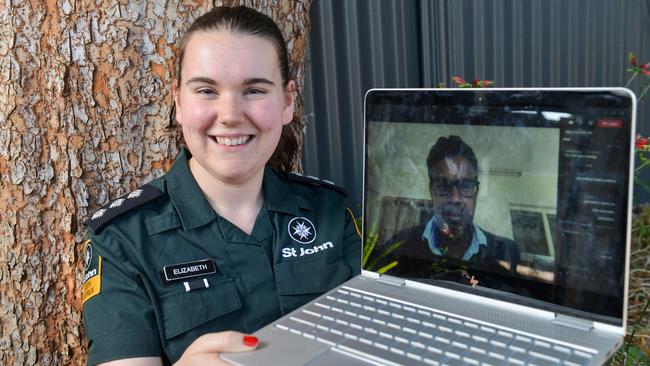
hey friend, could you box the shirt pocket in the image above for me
[160,277,242,339]
[275,256,351,295]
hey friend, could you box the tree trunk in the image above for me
[0,1,311,364]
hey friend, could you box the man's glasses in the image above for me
[432,177,479,197]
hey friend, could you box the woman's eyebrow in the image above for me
[186,76,216,86]
[243,78,275,86]
[185,77,274,86]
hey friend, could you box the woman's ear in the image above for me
[282,80,296,125]
[173,79,182,124]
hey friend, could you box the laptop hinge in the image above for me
[552,314,594,332]
[376,275,406,287]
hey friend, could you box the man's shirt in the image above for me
[365,219,520,282]
[422,215,487,261]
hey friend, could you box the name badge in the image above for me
[161,259,217,285]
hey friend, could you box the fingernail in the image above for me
[243,335,258,347]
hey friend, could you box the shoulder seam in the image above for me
[285,172,348,196]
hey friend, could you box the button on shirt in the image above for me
[82,149,360,365]
[422,216,487,260]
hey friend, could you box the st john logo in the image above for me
[288,217,316,244]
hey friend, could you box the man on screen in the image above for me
[371,135,520,279]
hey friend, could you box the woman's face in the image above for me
[174,30,294,185]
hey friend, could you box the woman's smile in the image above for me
[212,135,253,146]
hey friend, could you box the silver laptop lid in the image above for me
[363,88,636,327]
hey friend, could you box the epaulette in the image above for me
[285,172,348,196]
[85,184,163,233]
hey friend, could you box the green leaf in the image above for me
[624,346,650,366]
[377,261,398,273]
[365,241,402,272]
[362,232,377,268]
[634,176,650,195]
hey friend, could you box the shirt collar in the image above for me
[422,215,487,260]
[165,150,314,229]
[263,167,315,216]
[165,148,218,231]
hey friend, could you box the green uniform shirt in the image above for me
[81,149,360,365]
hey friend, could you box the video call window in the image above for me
[366,123,559,282]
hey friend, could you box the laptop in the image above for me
[223,88,636,366]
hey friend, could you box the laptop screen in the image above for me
[363,89,635,325]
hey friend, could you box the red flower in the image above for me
[441,223,455,239]
[441,223,450,235]
[636,134,648,150]
[451,76,494,88]
[452,76,467,85]
[629,52,638,67]
[628,52,650,76]
[472,79,494,87]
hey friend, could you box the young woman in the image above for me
[81,6,360,366]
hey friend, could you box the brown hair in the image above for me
[176,5,298,172]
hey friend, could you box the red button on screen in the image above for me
[597,119,623,128]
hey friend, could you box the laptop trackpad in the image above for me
[305,348,373,366]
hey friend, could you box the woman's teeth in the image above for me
[215,136,251,146]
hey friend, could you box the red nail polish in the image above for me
[243,335,258,347]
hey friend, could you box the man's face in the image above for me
[429,156,479,239]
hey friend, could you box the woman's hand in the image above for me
[174,331,259,366]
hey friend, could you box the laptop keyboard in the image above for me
[274,287,597,366]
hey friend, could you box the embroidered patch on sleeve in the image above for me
[82,240,102,304]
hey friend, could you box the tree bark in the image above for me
[0,0,311,364]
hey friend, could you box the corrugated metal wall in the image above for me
[302,0,650,211]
